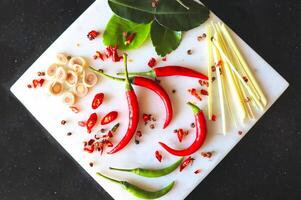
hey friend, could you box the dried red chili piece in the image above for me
[188,88,202,101]
[201,151,213,158]
[148,57,157,68]
[91,93,104,109]
[180,156,195,172]
[194,169,202,174]
[78,121,86,127]
[87,30,100,40]
[216,60,223,67]
[175,129,189,143]
[27,84,32,88]
[142,113,152,124]
[32,79,39,88]
[200,89,208,96]
[111,45,122,62]
[95,51,105,61]
[211,66,216,72]
[124,32,136,45]
[86,113,98,133]
[243,76,248,83]
[61,120,67,125]
[162,57,167,61]
[136,131,142,138]
[106,46,113,57]
[70,106,80,113]
[39,79,45,87]
[84,144,95,153]
[101,111,118,125]
[211,114,217,121]
[155,150,162,162]
[238,131,243,135]
[103,140,113,147]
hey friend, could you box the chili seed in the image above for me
[187,49,193,55]
[27,84,32,88]
[150,124,155,129]
[191,123,195,128]
[67,132,72,136]
[212,77,216,82]
[89,162,94,167]
[172,89,176,93]
[243,76,249,83]
[201,151,213,158]
[135,140,140,145]
[238,131,243,135]
[61,120,67,125]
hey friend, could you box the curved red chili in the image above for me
[86,113,98,133]
[92,93,104,109]
[159,102,207,156]
[132,77,172,129]
[117,66,208,80]
[89,68,173,129]
[101,111,118,125]
[107,54,139,154]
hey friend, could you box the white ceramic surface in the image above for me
[10,1,289,199]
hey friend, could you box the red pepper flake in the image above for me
[88,139,95,146]
[61,120,67,125]
[194,169,202,174]
[32,79,39,88]
[95,51,105,61]
[37,71,45,76]
[155,150,162,162]
[190,123,195,128]
[216,60,223,67]
[187,49,193,55]
[136,131,142,138]
[162,57,167,61]
[103,140,113,147]
[175,129,189,143]
[201,151,213,158]
[124,32,136,45]
[39,79,45,87]
[27,84,32,88]
[107,131,113,138]
[84,145,95,153]
[188,88,202,101]
[211,114,217,121]
[111,45,122,62]
[200,89,208,96]
[238,130,243,135]
[89,162,94,167]
[150,124,155,129]
[180,156,195,172]
[211,66,216,72]
[87,30,100,40]
[143,113,152,124]
[212,77,216,82]
[78,121,86,127]
[70,106,80,113]
[147,57,157,68]
[243,76,249,83]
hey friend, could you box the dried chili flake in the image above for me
[94,134,101,140]
[61,120,67,125]
[111,45,122,62]
[191,123,195,128]
[162,57,167,61]
[88,139,95,146]
[103,140,113,147]
[200,89,208,96]
[32,79,39,88]
[212,77,216,82]
[172,89,176,93]
[70,106,80,113]
[150,124,155,129]
[243,76,249,83]
[175,129,189,143]
[211,66,216,72]
[216,60,223,67]
[238,131,243,135]
[180,156,195,172]
[188,88,202,101]
[107,131,113,138]
[87,30,100,40]
[187,49,193,55]
[136,131,142,138]
[39,79,45,87]
[124,32,136,45]
[37,71,45,76]
[211,114,217,121]
[135,140,140,145]
[95,51,105,61]
[194,169,202,174]
[155,150,162,162]
[67,132,72,136]
[78,121,86,127]
[201,151,213,158]
[89,162,94,167]
[148,57,157,68]
[27,84,32,88]
[151,117,156,122]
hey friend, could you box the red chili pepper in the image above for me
[155,150,162,162]
[101,111,118,125]
[180,156,195,172]
[86,113,98,133]
[148,57,157,68]
[90,68,173,129]
[117,66,208,80]
[87,30,99,40]
[159,102,207,156]
[91,93,104,109]
[107,54,139,154]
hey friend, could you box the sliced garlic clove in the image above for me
[56,53,68,65]
[46,64,58,78]
[65,70,78,87]
[74,83,88,97]
[83,70,98,88]
[72,64,83,74]
[55,67,67,81]
[49,81,64,96]
[62,92,76,105]
[68,57,87,68]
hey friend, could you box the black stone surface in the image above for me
[0,0,300,200]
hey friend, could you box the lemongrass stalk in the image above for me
[212,35,226,135]
[206,25,214,120]
[211,39,264,111]
[220,24,267,107]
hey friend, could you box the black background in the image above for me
[0,0,300,200]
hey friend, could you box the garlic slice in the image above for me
[74,83,88,97]
[55,67,67,81]
[68,57,87,68]
[62,92,76,105]
[72,64,83,74]
[83,70,98,88]
[46,64,58,78]
[49,81,64,96]
[65,70,78,87]
[56,53,68,65]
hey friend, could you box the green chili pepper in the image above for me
[96,172,175,199]
[109,157,184,178]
